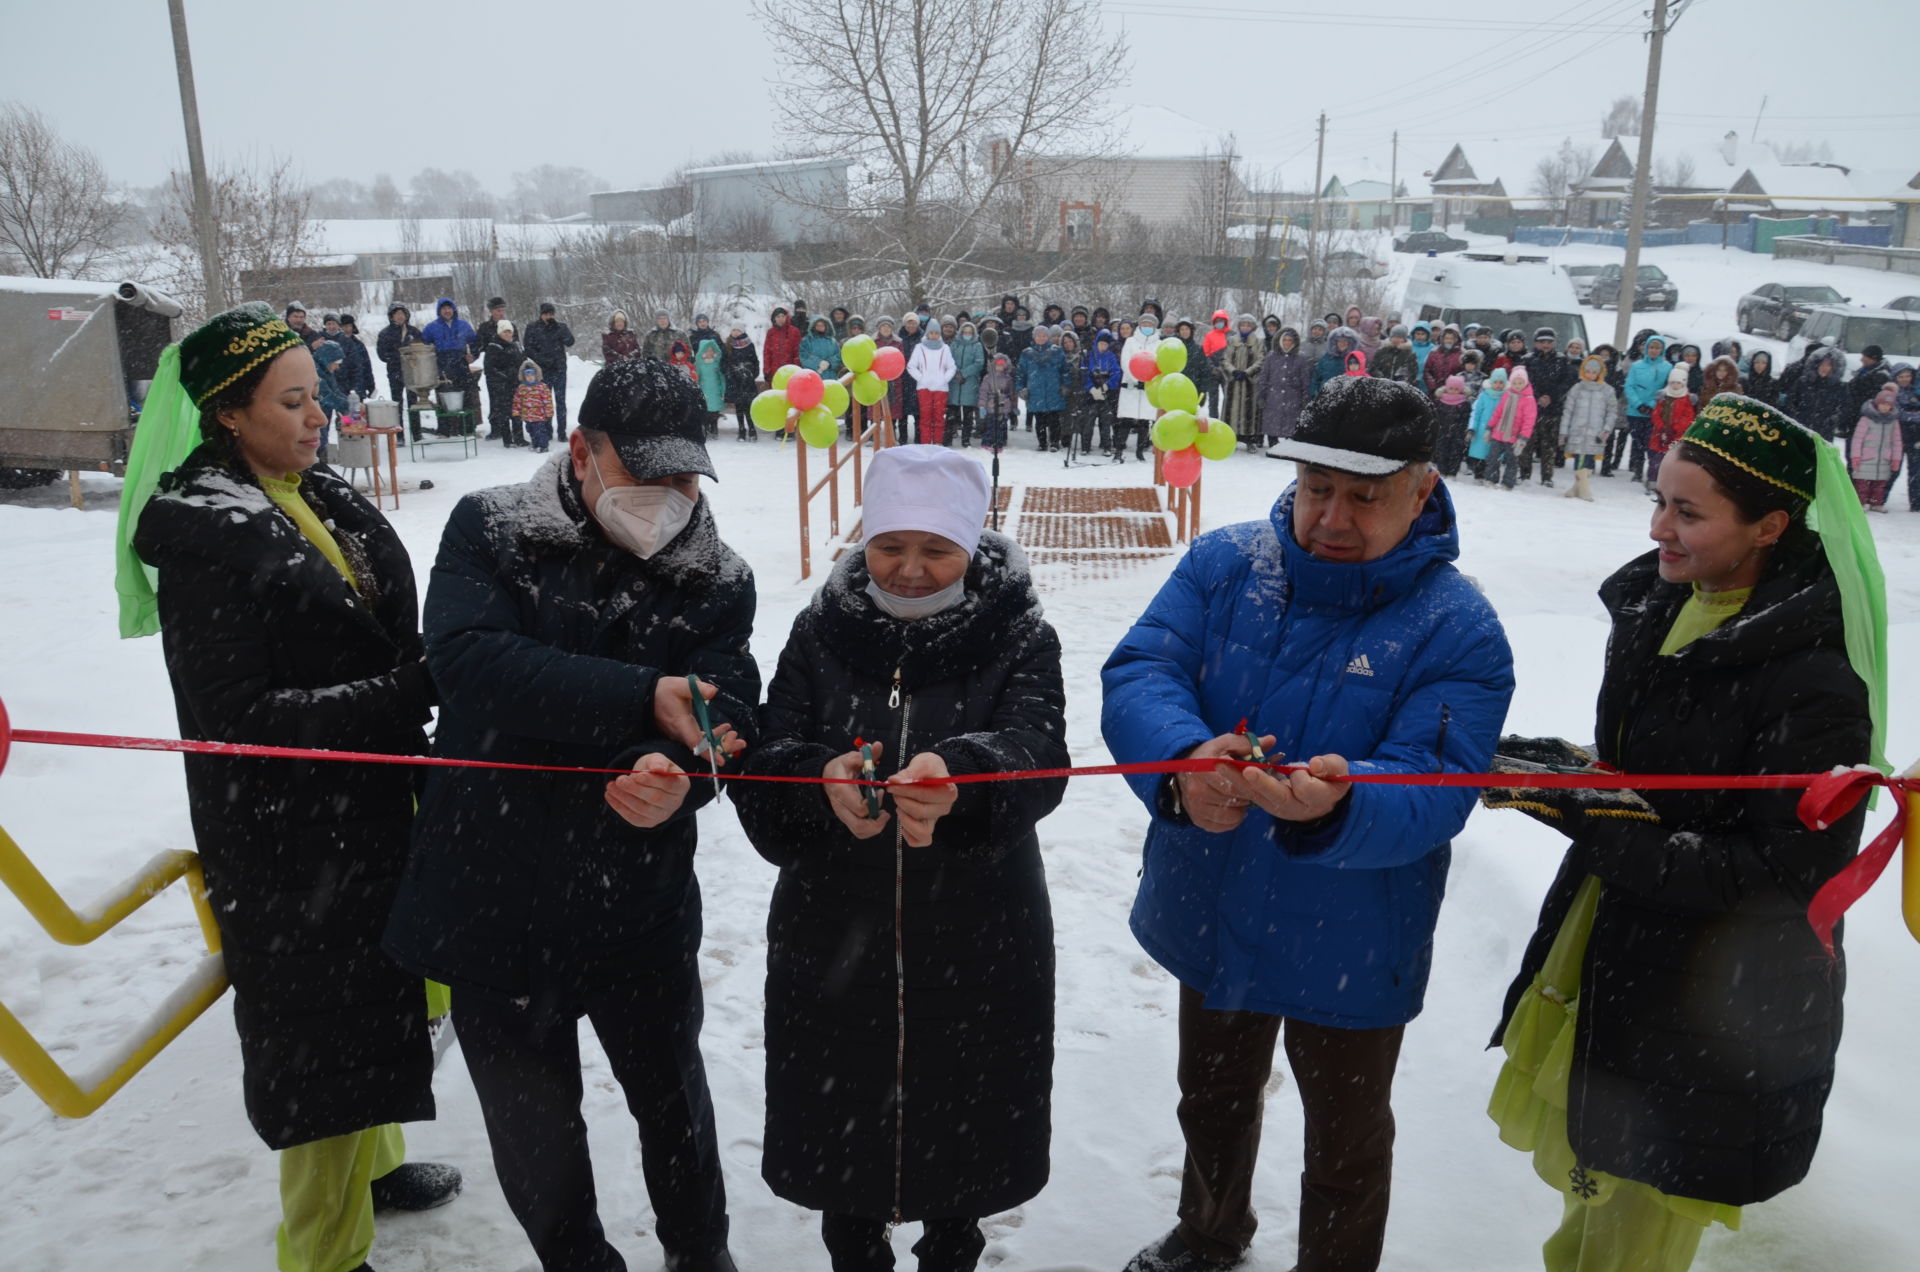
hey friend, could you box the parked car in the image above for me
[1587,263,1678,311]
[1787,306,1920,362]
[1324,249,1389,280]
[1886,295,1920,312]
[1736,282,1849,340]
[1561,264,1606,304]
[1392,230,1469,255]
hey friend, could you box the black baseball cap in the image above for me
[576,358,716,480]
[1267,377,1435,476]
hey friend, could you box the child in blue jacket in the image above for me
[1082,328,1123,454]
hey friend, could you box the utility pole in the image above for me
[1309,112,1327,313]
[1614,0,1689,353]
[1390,130,1399,232]
[168,0,225,314]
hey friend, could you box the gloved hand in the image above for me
[1480,736,1657,836]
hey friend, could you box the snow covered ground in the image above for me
[3,350,1918,1272]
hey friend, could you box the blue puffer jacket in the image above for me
[1101,481,1515,1028]
[420,297,476,354]
[1623,335,1672,417]
[1017,341,1068,411]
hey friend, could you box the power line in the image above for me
[1103,2,1635,34]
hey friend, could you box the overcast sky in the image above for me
[7,0,1916,199]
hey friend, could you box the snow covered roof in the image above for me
[306,218,594,259]
[685,156,850,179]
[0,274,121,297]
[1731,163,1892,212]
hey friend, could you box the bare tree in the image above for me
[562,225,709,332]
[370,173,404,217]
[0,102,127,279]
[1652,154,1698,190]
[409,167,495,217]
[1775,139,1837,165]
[155,155,318,322]
[750,0,1126,305]
[509,164,608,221]
[1600,95,1642,139]
[1530,138,1597,224]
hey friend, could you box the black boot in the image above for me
[1122,1227,1244,1271]
[371,1162,462,1213]
[511,420,528,447]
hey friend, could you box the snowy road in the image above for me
[2,371,1917,1270]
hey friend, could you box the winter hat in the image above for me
[1389,324,1409,340]
[902,313,920,328]
[1862,345,1885,361]
[1533,327,1557,342]
[180,302,308,406]
[1268,376,1435,475]
[1095,328,1114,346]
[540,302,557,316]
[310,339,343,369]
[1486,367,1509,389]
[576,357,715,481]
[861,444,992,558]
[693,312,710,326]
[1664,366,1690,397]
[519,359,543,382]
[1437,375,1469,405]
[388,303,409,319]
[1873,384,1898,409]
[284,303,306,320]
[1071,305,1089,319]
[1237,312,1257,329]
[497,319,516,337]
[1579,355,1604,381]
[1508,367,1530,390]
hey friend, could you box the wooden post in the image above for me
[827,438,841,541]
[67,470,83,511]
[796,426,811,581]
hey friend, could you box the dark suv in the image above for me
[1588,264,1678,311]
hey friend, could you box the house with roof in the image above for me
[1426,144,1510,228]
[683,156,850,247]
[1560,132,1883,228]
[1003,151,1245,251]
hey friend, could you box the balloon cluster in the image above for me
[749,334,906,447]
[1134,337,1234,487]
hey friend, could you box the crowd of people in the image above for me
[103,297,1890,1272]
[287,292,1920,515]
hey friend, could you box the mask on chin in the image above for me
[590,453,696,559]
[864,576,966,621]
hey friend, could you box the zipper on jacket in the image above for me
[887,680,911,1237]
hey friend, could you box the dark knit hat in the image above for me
[488,296,507,310]
[576,358,716,480]
[1267,376,1435,475]
[539,302,557,315]
[1534,326,1557,341]
[1680,394,1818,502]
[181,302,307,406]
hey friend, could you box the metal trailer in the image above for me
[0,276,182,506]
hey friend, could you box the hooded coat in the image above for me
[1370,341,1419,385]
[979,353,1018,421]
[1786,352,1850,441]
[1495,542,1867,1207]
[1202,309,1231,359]
[695,334,727,411]
[1254,331,1313,441]
[336,328,377,397]
[1017,337,1068,412]
[1220,321,1264,433]
[1850,394,1904,482]
[799,318,843,378]
[1624,336,1674,417]
[763,311,802,377]
[1423,334,1463,394]
[1701,355,1743,405]
[133,448,437,1150]
[1118,323,1162,420]
[1560,361,1619,458]
[723,335,760,407]
[1743,354,1781,410]
[1409,322,1435,374]
[602,315,640,362]
[1313,328,1358,395]
[734,533,1066,1220]
[420,298,477,387]
[642,323,686,363]
[384,456,759,1005]
[949,325,985,407]
[1487,377,1538,445]
[1103,481,1515,1027]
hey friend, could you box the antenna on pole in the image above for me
[1612,0,1671,356]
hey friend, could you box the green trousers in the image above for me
[277,1123,405,1272]
[1544,1186,1708,1272]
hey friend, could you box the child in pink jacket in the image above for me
[1850,383,1904,511]
[1483,365,1537,490]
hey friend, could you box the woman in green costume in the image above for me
[1482,393,1888,1271]
[114,304,460,1272]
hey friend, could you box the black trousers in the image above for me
[951,404,977,446]
[1600,423,1629,476]
[546,367,568,436]
[1174,984,1405,1272]
[1030,409,1062,448]
[457,968,729,1272]
[1627,413,1651,479]
[820,1213,985,1272]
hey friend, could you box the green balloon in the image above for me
[797,406,839,447]
[1158,371,1200,415]
[851,370,888,406]
[771,364,797,390]
[750,390,791,432]
[1194,419,1237,460]
[1145,376,1165,410]
[821,379,851,418]
[1151,410,1198,452]
[841,334,877,374]
[1156,337,1188,374]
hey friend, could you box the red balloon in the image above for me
[785,368,825,411]
[1163,445,1203,487]
[871,346,906,381]
[1128,351,1161,383]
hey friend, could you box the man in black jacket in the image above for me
[1520,326,1575,486]
[386,360,755,1272]
[473,296,508,349]
[374,303,424,405]
[524,301,578,438]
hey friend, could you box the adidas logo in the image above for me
[1346,653,1376,677]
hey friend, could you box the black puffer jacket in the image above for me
[384,456,759,1010]
[522,316,576,377]
[1494,540,1870,1207]
[133,447,437,1151]
[734,532,1067,1221]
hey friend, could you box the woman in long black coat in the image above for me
[1482,395,1881,1270]
[129,304,452,1272]
[733,446,1067,1272]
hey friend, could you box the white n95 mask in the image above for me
[591,455,696,559]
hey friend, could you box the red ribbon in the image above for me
[1,699,1909,950]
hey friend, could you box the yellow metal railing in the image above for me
[0,823,228,1117]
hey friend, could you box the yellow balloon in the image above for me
[771,364,797,390]
[798,406,839,447]
[750,390,791,432]
[1151,410,1198,452]
[1194,419,1238,460]
[1158,371,1200,415]
[1156,337,1188,374]
[821,379,851,418]
[851,370,888,406]
[841,334,877,374]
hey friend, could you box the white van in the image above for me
[1788,305,1920,362]
[1403,253,1589,347]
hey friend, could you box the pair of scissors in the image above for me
[1236,716,1267,764]
[688,673,725,798]
[856,738,883,819]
